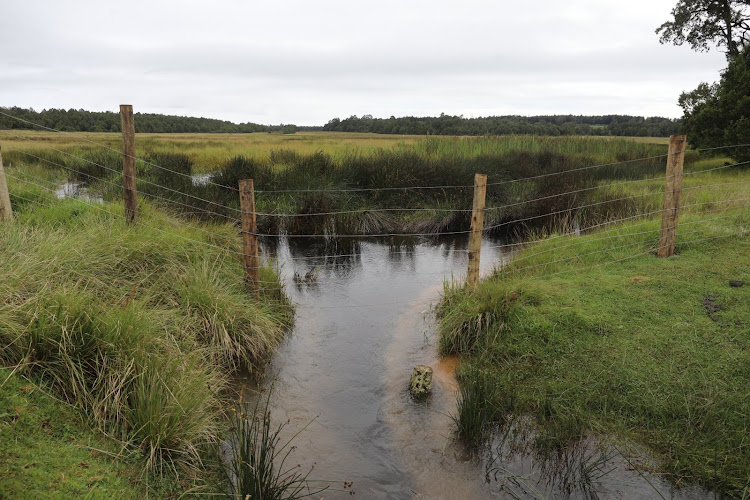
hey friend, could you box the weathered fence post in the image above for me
[0,143,13,221]
[239,179,260,299]
[657,135,687,258]
[467,173,487,291]
[120,104,138,223]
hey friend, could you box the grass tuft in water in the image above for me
[226,390,328,500]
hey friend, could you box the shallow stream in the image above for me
[237,236,709,500]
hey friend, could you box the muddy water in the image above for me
[238,236,710,500]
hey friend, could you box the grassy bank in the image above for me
[0,171,292,496]
[438,207,750,496]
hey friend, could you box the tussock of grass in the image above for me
[0,189,292,478]
[226,391,327,499]
[439,208,750,496]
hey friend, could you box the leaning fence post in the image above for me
[657,135,687,258]
[0,143,13,221]
[467,173,487,291]
[120,104,138,223]
[239,179,260,299]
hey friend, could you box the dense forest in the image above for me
[0,106,682,137]
[323,114,682,137]
[0,107,272,133]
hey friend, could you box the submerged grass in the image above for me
[439,207,750,496]
[0,177,293,492]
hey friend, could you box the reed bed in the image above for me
[6,134,695,241]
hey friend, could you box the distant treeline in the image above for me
[323,114,682,137]
[0,107,276,134]
[1,107,682,137]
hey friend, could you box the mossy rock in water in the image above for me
[409,365,433,400]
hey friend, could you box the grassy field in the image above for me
[0,131,671,172]
[0,166,292,497]
[439,188,750,496]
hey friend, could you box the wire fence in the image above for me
[1,113,749,309]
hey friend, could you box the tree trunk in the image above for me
[723,0,739,56]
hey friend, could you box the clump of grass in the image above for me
[452,363,503,448]
[0,368,149,498]
[0,192,292,477]
[226,390,327,500]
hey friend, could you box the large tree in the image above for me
[679,46,750,161]
[656,0,750,56]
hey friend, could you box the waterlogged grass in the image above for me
[3,132,692,238]
[0,181,292,490]
[439,208,750,496]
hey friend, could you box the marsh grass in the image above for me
[7,133,688,239]
[0,184,292,476]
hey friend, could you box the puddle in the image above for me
[55,182,103,203]
[191,173,214,186]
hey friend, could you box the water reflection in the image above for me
[55,182,103,203]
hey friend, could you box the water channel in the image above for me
[236,236,709,500]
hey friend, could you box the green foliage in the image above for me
[0,106,269,133]
[281,124,298,135]
[0,106,683,137]
[656,0,750,56]
[323,114,682,137]
[680,46,750,162]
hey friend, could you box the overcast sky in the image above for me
[0,0,729,125]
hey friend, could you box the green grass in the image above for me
[438,208,750,496]
[0,368,142,499]
[0,174,292,492]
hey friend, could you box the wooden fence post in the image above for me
[120,105,138,223]
[239,179,260,299]
[657,135,687,258]
[0,143,13,221]
[467,173,487,292]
